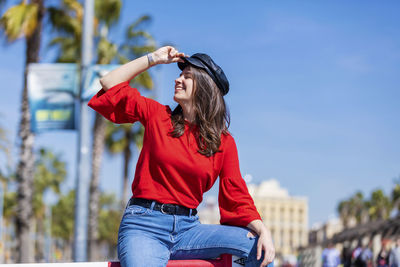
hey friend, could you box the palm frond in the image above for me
[133,71,153,90]
[97,37,118,64]
[47,6,81,36]
[0,2,38,41]
[95,0,121,27]
[126,15,151,32]
[127,30,154,41]
[48,36,80,63]
[64,0,83,21]
[131,45,156,56]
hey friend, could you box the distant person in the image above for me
[341,245,352,267]
[88,46,275,267]
[389,237,400,267]
[377,239,391,267]
[322,242,340,267]
[352,241,364,267]
[360,242,373,267]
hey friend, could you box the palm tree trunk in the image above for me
[121,131,132,208]
[15,0,44,262]
[88,113,106,261]
[35,217,45,262]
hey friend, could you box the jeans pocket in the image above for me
[124,204,150,217]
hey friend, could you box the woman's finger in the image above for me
[168,48,176,57]
[256,241,262,260]
[260,249,269,267]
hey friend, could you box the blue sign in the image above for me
[27,63,79,133]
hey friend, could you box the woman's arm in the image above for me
[100,46,186,91]
[247,219,269,235]
[247,219,275,267]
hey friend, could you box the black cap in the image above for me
[178,53,229,96]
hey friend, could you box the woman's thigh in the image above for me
[118,232,170,267]
[117,205,171,267]
[170,223,273,267]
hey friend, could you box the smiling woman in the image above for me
[88,46,275,267]
[170,64,229,157]
[174,67,194,101]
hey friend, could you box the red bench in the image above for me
[108,254,235,267]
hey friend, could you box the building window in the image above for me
[299,209,304,223]
[299,231,303,246]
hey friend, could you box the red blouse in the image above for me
[88,81,261,227]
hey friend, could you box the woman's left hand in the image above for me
[256,230,275,267]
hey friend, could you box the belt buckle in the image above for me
[160,204,169,214]
[161,204,177,215]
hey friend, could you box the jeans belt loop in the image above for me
[150,201,156,210]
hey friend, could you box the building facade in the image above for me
[247,180,308,257]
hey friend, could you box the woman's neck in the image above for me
[180,101,195,123]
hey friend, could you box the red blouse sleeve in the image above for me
[87,81,162,125]
[218,135,262,227]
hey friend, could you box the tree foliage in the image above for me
[51,189,75,242]
[0,2,39,41]
[338,181,399,227]
[33,148,66,219]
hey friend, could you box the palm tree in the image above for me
[0,0,45,262]
[88,0,120,260]
[48,1,156,260]
[0,115,12,171]
[367,189,391,220]
[97,193,120,259]
[32,148,66,261]
[47,0,83,63]
[338,191,369,227]
[338,200,351,228]
[349,191,368,224]
[51,189,75,260]
[392,177,400,217]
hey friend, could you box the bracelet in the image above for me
[147,53,156,66]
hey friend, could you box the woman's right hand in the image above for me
[151,46,186,65]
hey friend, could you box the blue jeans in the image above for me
[117,202,274,267]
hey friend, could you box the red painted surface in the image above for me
[108,254,232,267]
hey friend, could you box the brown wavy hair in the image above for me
[170,66,230,157]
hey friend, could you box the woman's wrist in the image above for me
[247,219,270,236]
[147,52,157,67]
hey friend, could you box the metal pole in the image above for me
[73,0,94,261]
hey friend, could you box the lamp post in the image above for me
[73,0,94,261]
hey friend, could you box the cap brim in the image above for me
[178,57,207,71]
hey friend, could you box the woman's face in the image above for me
[174,67,194,104]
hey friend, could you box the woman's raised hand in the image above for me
[151,46,186,65]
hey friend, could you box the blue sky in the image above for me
[0,1,399,226]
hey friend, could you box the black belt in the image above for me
[129,198,197,216]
